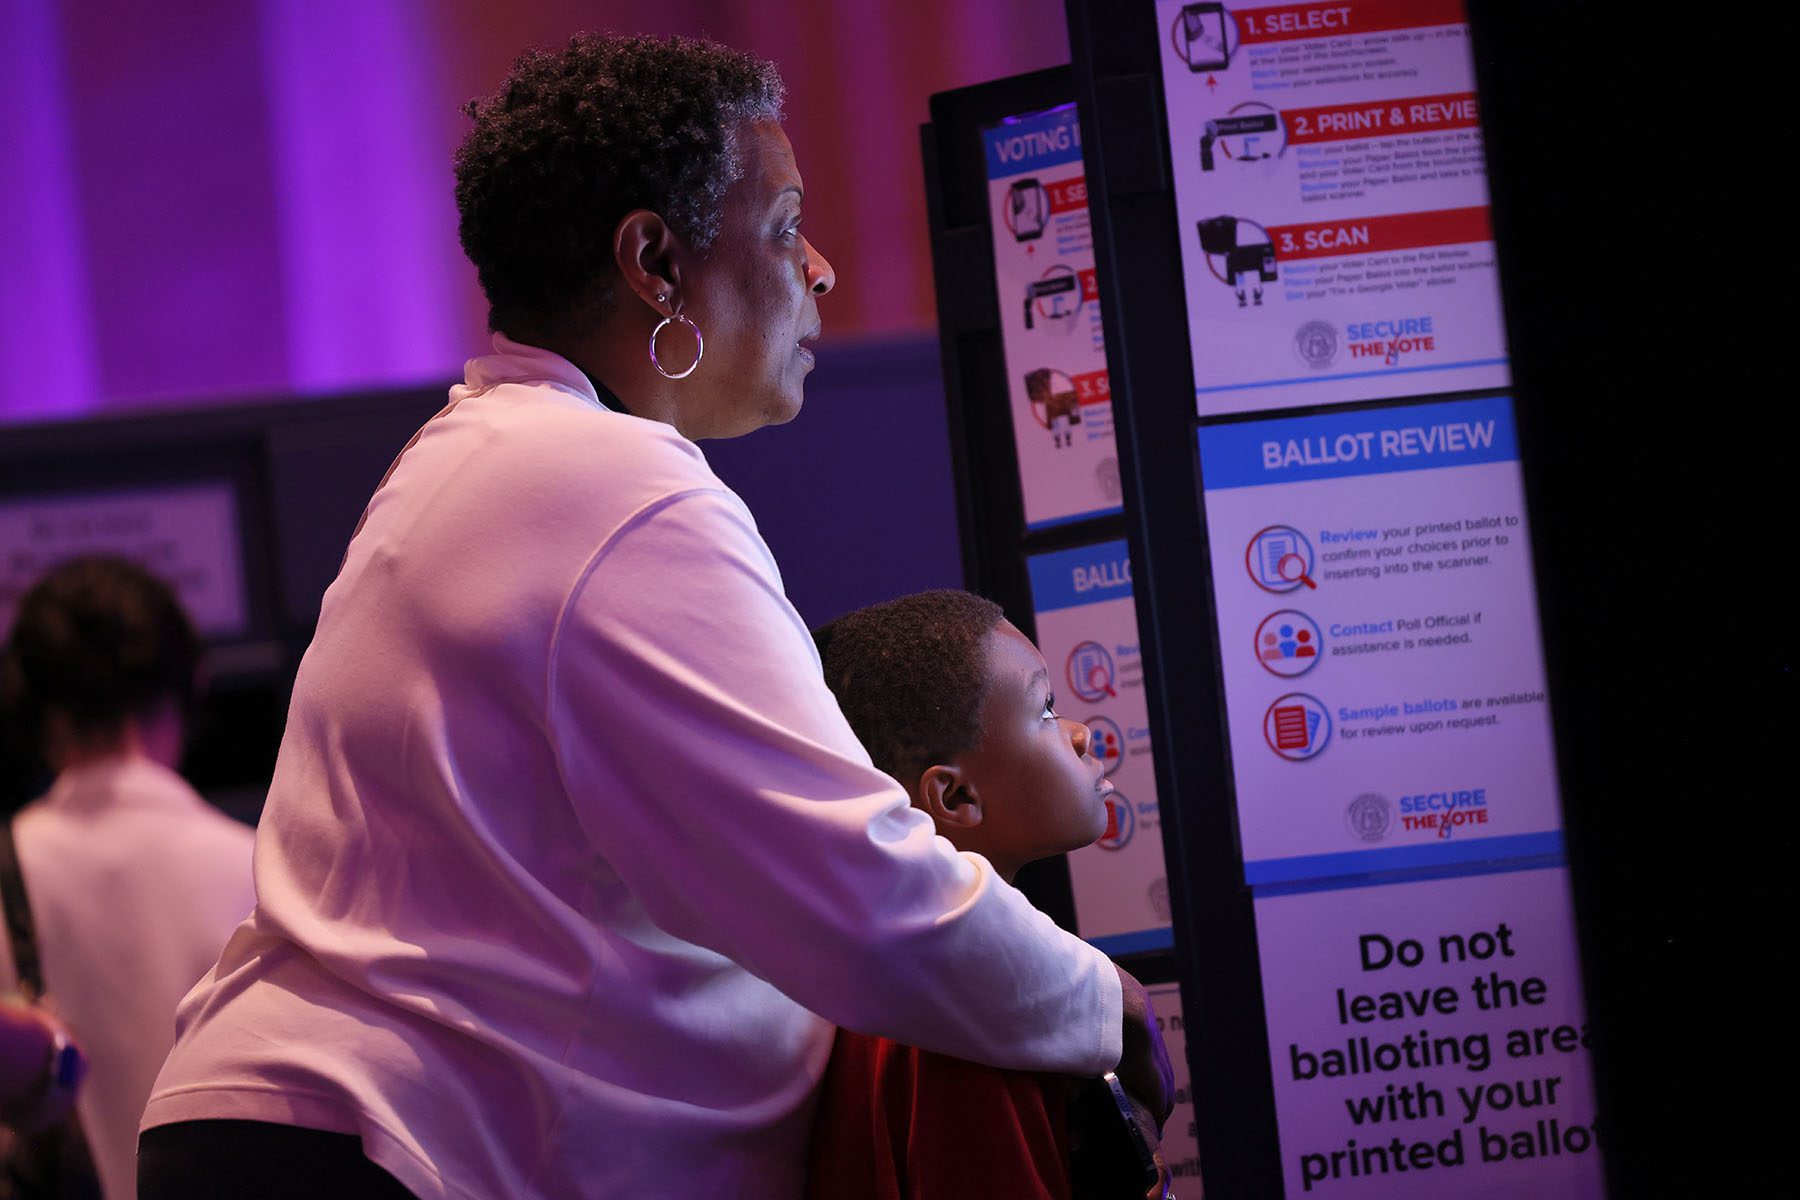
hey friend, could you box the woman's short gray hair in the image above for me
[454,33,785,338]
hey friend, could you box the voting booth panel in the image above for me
[1062,1,1609,1195]
[931,1,1615,1194]
[925,66,1203,1181]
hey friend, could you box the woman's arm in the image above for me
[547,488,1126,1076]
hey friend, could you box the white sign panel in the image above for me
[1199,397,1559,884]
[1148,981,1205,1189]
[1255,867,1602,1197]
[1027,540,1170,953]
[0,483,248,637]
[1155,0,1509,415]
[983,105,1124,528]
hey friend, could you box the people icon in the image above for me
[1255,610,1323,678]
[1084,715,1125,776]
[1262,624,1312,661]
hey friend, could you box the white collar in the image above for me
[38,757,208,818]
[455,333,601,408]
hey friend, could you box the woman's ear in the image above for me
[613,209,684,314]
[917,763,983,830]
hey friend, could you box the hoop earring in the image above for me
[649,308,704,380]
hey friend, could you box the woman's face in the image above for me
[680,121,835,439]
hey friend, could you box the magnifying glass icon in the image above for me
[1277,552,1317,590]
[1088,665,1118,698]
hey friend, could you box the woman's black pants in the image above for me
[138,1119,415,1199]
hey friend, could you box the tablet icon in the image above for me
[1067,641,1118,702]
[1255,610,1323,677]
[1246,525,1317,593]
[1263,693,1330,761]
[1005,178,1049,242]
[1172,2,1233,73]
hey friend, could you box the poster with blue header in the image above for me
[983,105,1123,529]
[1197,396,1562,884]
[1026,539,1171,953]
[1200,394,1603,1196]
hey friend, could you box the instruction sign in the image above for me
[1198,396,1559,884]
[984,105,1124,528]
[1028,540,1171,953]
[1155,0,1509,415]
[1255,867,1601,1197]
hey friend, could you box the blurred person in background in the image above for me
[0,557,255,1199]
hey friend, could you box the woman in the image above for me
[139,34,1168,1198]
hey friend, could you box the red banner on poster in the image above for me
[1079,267,1100,303]
[1234,0,1466,44]
[1284,92,1479,144]
[1072,369,1111,406]
[1046,175,1089,213]
[1267,206,1489,261]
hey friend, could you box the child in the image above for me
[807,590,1168,1200]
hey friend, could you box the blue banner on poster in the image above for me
[1200,396,1517,491]
[1027,538,1133,613]
[983,104,1084,178]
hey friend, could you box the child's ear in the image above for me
[917,763,983,830]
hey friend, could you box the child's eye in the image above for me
[1042,694,1059,720]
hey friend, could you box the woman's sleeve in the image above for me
[545,487,1121,1076]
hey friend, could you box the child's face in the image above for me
[950,622,1114,881]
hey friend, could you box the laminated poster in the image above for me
[1147,981,1205,1190]
[1198,396,1561,885]
[1156,0,1510,415]
[1255,867,1602,1197]
[1026,540,1170,954]
[983,105,1123,529]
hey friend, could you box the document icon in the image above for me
[1261,536,1294,584]
[1272,705,1310,750]
[1246,525,1315,593]
[1263,693,1331,761]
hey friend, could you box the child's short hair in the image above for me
[815,590,1005,787]
[1,555,201,755]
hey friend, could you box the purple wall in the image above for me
[0,0,1070,424]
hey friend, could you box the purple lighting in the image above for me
[1,0,99,420]
[0,0,1072,425]
[259,0,477,394]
